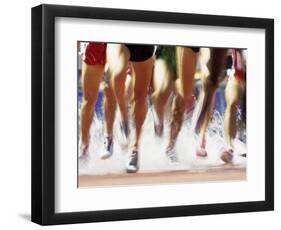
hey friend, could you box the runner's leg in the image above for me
[151,59,173,136]
[106,44,130,136]
[167,47,198,149]
[80,63,104,147]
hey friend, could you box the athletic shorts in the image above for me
[190,47,200,53]
[125,44,155,62]
[232,49,245,82]
[155,46,200,77]
[155,46,176,75]
[83,42,106,65]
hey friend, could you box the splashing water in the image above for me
[78,97,247,176]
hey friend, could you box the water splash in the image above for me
[79,99,246,176]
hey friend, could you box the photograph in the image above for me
[77,42,247,187]
[31,4,274,225]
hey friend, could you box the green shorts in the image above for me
[155,46,177,76]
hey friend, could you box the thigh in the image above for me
[131,57,154,97]
[106,43,130,76]
[208,48,228,86]
[199,48,211,77]
[153,59,173,94]
[81,63,104,101]
[175,47,198,95]
[225,77,242,105]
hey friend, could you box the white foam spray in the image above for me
[79,100,246,176]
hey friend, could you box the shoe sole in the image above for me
[126,166,139,173]
[196,153,208,157]
[100,152,113,160]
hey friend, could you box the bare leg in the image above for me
[196,75,216,156]
[225,80,239,147]
[151,59,173,136]
[125,73,133,104]
[131,57,154,148]
[102,82,116,137]
[220,77,244,163]
[80,63,104,148]
[125,57,154,173]
[221,49,246,163]
[99,81,117,159]
[195,48,227,156]
[106,44,130,134]
[167,47,198,150]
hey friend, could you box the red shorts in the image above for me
[232,49,245,82]
[83,42,106,65]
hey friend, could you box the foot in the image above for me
[196,144,207,157]
[165,145,178,163]
[220,148,234,163]
[79,144,90,162]
[120,120,130,139]
[126,148,139,173]
[100,136,113,159]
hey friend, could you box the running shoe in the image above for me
[220,148,234,163]
[165,146,178,163]
[126,148,139,173]
[100,136,113,159]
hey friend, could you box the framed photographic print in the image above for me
[31,4,274,225]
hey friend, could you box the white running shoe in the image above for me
[126,148,139,173]
[100,136,113,159]
[165,146,178,163]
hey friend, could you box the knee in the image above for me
[134,94,147,105]
[203,76,219,92]
[134,85,149,102]
[226,101,238,113]
[83,86,97,105]
[103,83,111,98]
[82,96,95,109]
[174,79,191,105]
[131,91,147,111]
[152,88,170,104]
[112,71,125,85]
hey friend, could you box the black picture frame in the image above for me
[31,4,274,225]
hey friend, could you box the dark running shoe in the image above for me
[165,146,178,163]
[126,148,139,173]
[220,148,234,163]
